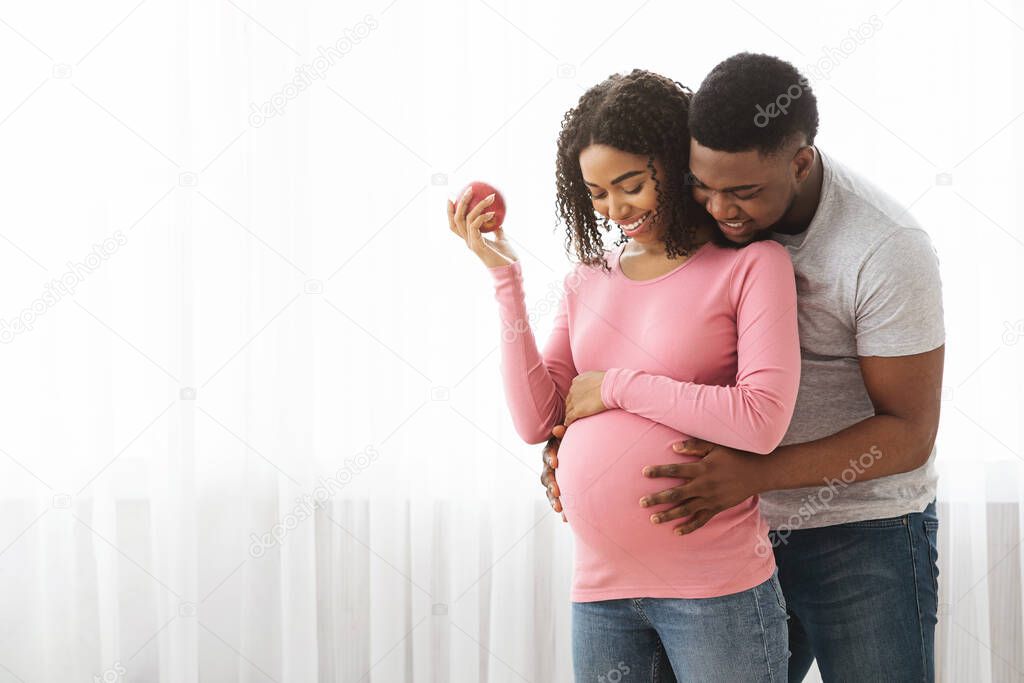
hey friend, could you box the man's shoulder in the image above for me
[822,151,923,235]
[788,151,929,266]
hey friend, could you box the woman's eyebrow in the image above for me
[583,169,646,187]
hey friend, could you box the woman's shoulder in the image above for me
[693,240,795,305]
[566,247,621,275]
[707,236,789,258]
[703,237,793,271]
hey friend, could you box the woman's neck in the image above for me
[626,224,714,259]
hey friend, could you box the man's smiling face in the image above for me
[688,139,805,244]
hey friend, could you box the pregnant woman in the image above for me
[446,70,800,682]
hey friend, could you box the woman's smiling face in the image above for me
[578,144,666,245]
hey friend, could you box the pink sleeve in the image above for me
[600,242,800,454]
[488,260,578,444]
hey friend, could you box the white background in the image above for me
[0,0,1022,681]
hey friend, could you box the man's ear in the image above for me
[792,145,815,184]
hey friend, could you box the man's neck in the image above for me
[774,148,824,236]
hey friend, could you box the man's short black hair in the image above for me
[689,52,819,155]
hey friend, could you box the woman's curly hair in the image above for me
[555,69,710,272]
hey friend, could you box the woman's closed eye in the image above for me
[590,183,644,200]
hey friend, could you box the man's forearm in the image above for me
[760,413,936,492]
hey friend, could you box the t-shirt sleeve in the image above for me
[855,228,945,357]
[488,260,578,444]
[601,241,801,454]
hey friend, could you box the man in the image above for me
[542,53,944,681]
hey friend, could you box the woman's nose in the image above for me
[607,197,630,221]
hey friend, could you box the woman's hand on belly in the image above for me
[564,371,608,428]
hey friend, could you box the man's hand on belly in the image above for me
[541,425,567,522]
[639,439,769,535]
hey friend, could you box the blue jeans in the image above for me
[571,570,790,682]
[769,500,939,682]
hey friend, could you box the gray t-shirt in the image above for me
[759,149,945,531]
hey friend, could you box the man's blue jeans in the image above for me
[770,500,940,682]
[571,569,790,682]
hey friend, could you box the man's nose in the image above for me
[706,192,737,220]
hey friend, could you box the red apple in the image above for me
[456,181,506,233]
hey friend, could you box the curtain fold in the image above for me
[0,0,1021,681]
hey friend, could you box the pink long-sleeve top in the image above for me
[488,239,800,601]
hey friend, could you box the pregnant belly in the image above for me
[557,409,770,599]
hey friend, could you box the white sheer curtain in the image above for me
[0,0,1021,681]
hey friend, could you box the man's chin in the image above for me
[710,226,771,249]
